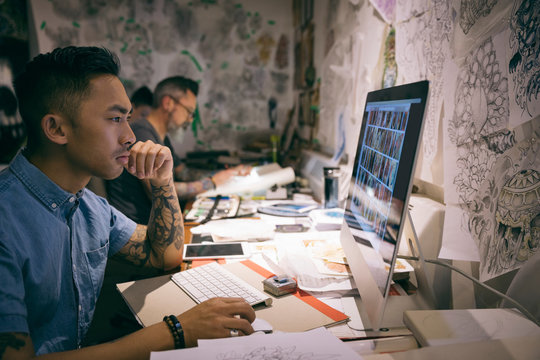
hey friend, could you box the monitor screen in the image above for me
[340,80,429,330]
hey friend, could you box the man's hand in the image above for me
[177,297,255,347]
[211,164,252,186]
[126,140,173,187]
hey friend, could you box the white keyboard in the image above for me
[171,262,273,307]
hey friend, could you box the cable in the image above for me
[398,255,540,327]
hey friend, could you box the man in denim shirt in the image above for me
[0,46,255,359]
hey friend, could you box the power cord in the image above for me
[398,255,540,327]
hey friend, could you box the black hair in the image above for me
[152,76,198,108]
[13,46,120,152]
[131,86,153,107]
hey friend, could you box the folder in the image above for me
[116,260,349,332]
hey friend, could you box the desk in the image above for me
[117,200,421,356]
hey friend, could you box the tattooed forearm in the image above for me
[146,182,184,268]
[0,333,26,358]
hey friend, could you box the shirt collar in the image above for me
[9,151,85,211]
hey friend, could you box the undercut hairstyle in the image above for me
[131,86,153,107]
[13,46,120,153]
[152,76,199,108]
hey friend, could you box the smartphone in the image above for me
[183,242,249,260]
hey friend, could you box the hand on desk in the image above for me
[177,297,256,347]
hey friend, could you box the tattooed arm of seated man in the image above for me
[114,140,184,271]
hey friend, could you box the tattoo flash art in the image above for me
[459,0,498,35]
[468,134,539,280]
[508,0,540,118]
[448,37,509,148]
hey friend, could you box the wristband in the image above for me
[163,315,185,349]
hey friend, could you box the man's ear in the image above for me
[41,114,68,145]
[161,96,174,113]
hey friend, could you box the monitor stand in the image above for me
[349,210,439,334]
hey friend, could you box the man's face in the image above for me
[167,90,197,132]
[64,75,135,180]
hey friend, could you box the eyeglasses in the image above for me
[168,95,195,120]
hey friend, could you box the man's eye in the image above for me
[111,117,122,123]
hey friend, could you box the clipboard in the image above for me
[116,260,349,332]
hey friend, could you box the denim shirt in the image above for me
[0,153,137,354]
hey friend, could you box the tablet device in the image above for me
[183,242,249,260]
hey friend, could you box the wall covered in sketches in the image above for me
[29,0,294,156]
[311,0,539,283]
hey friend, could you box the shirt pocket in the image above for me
[84,241,109,296]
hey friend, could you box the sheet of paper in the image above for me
[190,218,275,242]
[274,231,354,292]
[150,327,362,360]
[394,1,453,183]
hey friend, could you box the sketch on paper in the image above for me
[459,0,498,35]
[468,130,539,280]
[216,346,341,360]
[444,24,540,279]
[448,37,508,149]
[395,1,453,179]
[508,0,540,118]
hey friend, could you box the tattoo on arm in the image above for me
[147,183,184,254]
[175,179,212,200]
[0,333,27,358]
[114,225,151,266]
[116,181,183,269]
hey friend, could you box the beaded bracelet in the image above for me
[163,315,185,349]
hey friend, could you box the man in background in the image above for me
[106,76,249,224]
[129,85,153,122]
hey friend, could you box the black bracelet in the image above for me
[163,315,185,349]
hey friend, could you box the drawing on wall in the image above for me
[508,0,540,121]
[216,346,341,360]
[395,0,453,181]
[468,127,539,280]
[442,22,540,280]
[30,0,290,152]
[459,0,498,35]
[448,37,508,148]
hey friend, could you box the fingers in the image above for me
[177,297,256,346]
[127,140,172,181]
[219,297,256,323]
[225,317,254,336]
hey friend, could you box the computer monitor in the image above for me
[339,80,436,332]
